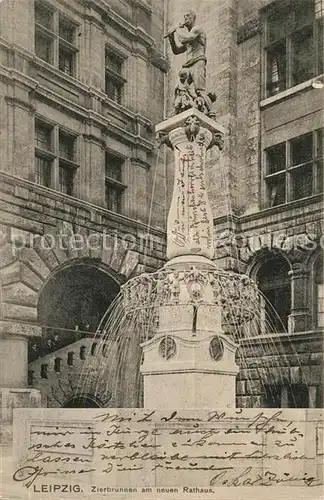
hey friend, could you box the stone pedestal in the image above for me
[0,323,41,434]
[156,108,225,261]
[141,330,239,408]
[141,109,239,408]
[0,335,29,388]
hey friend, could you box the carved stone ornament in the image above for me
[121,268,259,328]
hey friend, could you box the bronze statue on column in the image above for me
[165,10,216,116]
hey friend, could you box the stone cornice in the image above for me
[101,95,136,120]
[86,0,155,49]
[105,119,154,151]
[130,157,151,170]
[134,113,153,129]
[149,47,168,73]
[82,133,106,148]
[4,95,36,113]
[214,195,323,230]
[133,0,152,14]
[0,40,160,150]
[239,329,324,345]
[241,195,324,226]
[213,214,241,228]
[0,65,39,91]
[32,83,154,151]
[0,320,42,338]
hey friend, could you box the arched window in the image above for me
[257,256,291,332]
[315,255,323,328]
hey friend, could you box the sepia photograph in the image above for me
[0,0,323,498]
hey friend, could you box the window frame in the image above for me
[104,152,126,213]
[34,1,78,77]
[34,117,78,195]
[104,48,127,104]
[264,128,324,208]
[262,0,323,98]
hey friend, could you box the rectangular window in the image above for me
[105,78,122,103]
[105,49,126,104]
[266,142,286,174]
[59,131,75,161]
[35,157,52,187]
[34,118,78,195]
[59,164,74,195]
[35,120,53,188]
[35,32,53,64]
[35,1,54,30]
[35,121,52,151]
[105,153,122,182]
[59,131,76,196]
[265,129,324,207]
[105,153,125,213]
[58,46,74,75]
[264,0,323,97]
[58,17,76,77]
[105,51,123,74]
[34,2,78,77]
[59,17,75,43]
[291,25,315,86]
[105,186,122,212]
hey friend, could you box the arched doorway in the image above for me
[257,255,291,332]
[31,261,120,361]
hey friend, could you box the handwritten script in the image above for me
[12,408,324,496]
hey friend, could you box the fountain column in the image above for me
[140,108,240,408]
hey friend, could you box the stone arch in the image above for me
[246,248,292,282]
[0,223,144,333]
[62,394,103,408]
[32,259,122,361]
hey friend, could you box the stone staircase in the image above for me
[27,338,120,408]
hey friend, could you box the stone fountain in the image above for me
[120,11,259,409]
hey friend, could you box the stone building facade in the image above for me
[0,0,323,413]
[0,0,167,413]
[166,0,323,408]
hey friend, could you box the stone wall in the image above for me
[236,332,324,408]
[0,0,167,228]
[0,172,166,331]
